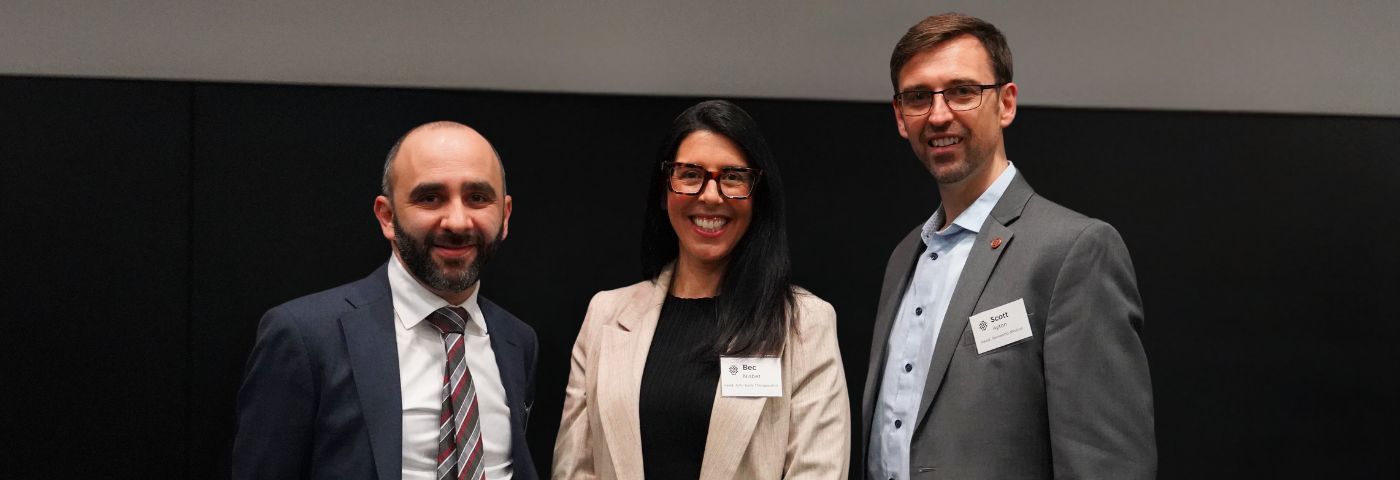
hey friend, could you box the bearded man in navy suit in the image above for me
[233,121,538,480]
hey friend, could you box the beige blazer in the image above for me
[553,267,850,479]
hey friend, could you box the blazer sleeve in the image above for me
[784,296,852,479]
[231,307,317,480]
[552,292,607,479]
[1044,222,1157,479]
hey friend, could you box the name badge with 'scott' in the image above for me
[969,298,1034,354]
[720,356,782,397]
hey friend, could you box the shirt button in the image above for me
[904,363,913,372]
[895,419,902,428]
[915,307,923,315]
[929,251,939,260]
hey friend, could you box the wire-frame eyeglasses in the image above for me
[894,83,1005,116]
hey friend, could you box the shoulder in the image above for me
[479,296,537,344]
[1020,195,1128,247]
[790,286,836,326]
[788,286,839,347]
[586,278,659,315]
[260,273,383,332]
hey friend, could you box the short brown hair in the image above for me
[890,13,1013,91]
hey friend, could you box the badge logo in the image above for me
[728,365,738,375]
[978,320,988,331]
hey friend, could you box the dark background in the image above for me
[4,75,1397,478]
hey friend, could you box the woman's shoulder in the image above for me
[790,286,836,324]
[587,278,663,315]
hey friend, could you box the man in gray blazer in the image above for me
[862,13,1156,479]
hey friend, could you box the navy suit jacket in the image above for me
[232,263,539,480]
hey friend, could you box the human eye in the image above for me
[948,85,980,99]
[676,166,704,181]
[721,170,752,184]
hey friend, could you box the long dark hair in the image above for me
[641,100,795,357]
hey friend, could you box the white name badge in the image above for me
[969,298,1034,354]
[719,356,783,397]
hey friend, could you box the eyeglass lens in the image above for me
[899,86,987,115]
[669,164,757,197]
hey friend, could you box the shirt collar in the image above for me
[921,162,1018,246]
[387,253,488,335]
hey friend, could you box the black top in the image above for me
[639,295,721,480]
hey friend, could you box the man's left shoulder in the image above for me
[479,296,537,343]
[1018,194,1125,244]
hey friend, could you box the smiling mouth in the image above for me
[930,136,962,148]
[691,216,728,233]
[434,244,474,258]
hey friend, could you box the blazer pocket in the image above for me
[974,336,1033,357]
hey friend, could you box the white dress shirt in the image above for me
[388,254,514,480]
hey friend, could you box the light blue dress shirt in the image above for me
[868,163,1017,480]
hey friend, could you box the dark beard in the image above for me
[393,217,502,293]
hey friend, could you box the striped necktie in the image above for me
[425,306,486,480]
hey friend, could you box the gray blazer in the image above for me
[860,173,1156,479]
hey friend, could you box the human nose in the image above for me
[698,176,725,203]
[440,199,473,231]
[926,94,956,125]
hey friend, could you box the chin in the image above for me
[682,248,731,266]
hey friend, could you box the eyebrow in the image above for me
[462,181,497,197]
[408,181,499,198]
[407,183,445,199]
[902,78,990,92]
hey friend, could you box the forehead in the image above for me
[896,34,996,90]
[392,128,502,189]
[675,130,749,168]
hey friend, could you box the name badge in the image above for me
[719,356,782,397]
[969,298,1033,354]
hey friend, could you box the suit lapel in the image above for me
[861,228,924,448]
[914,173,1034,429]
[698,384,769,480]
[596,268,670,479]
[480,299,524,417]
[339,265,401,480]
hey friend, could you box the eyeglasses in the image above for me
[662,162,763,199]
[894,83,1005,116]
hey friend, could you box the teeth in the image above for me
[932,137,961,147]
[693,217,727,232]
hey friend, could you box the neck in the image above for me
[937,157,1009,230]
[432,283,476,306]
[670,256,726,298]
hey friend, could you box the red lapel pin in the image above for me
[990,237,1003,249]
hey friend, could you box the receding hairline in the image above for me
[380,121,507,197]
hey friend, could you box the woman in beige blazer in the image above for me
[553,100,850,479]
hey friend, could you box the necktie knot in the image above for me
[427,306,468,335]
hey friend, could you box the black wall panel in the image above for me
[1,77,191,477]
[1003,109,1400,476]
[5,74,1398,477]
